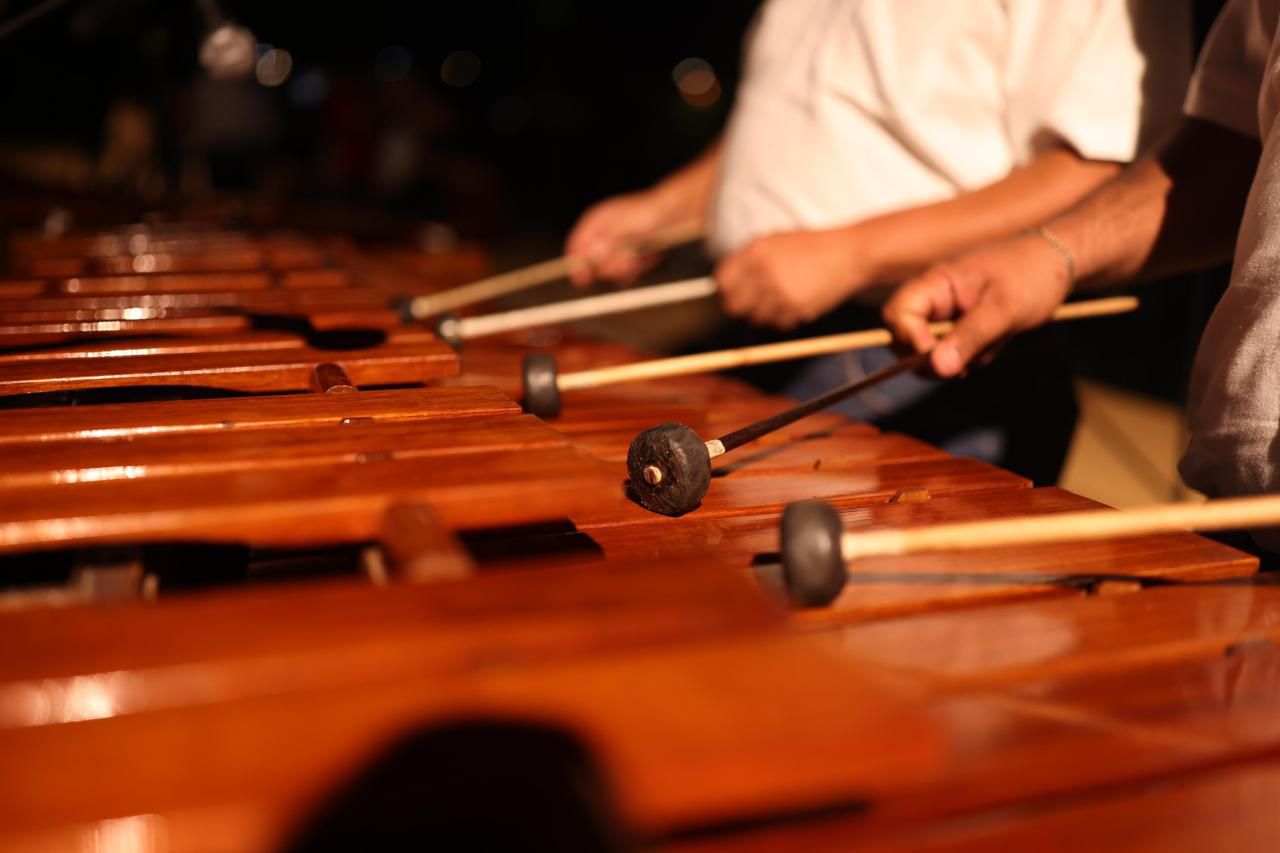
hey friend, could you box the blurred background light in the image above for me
[672,56,720,107]
[198,23,257,80]
[255,47,293,87]
[440,49,482,88]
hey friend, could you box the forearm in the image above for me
[649,139,723,226]
[854,147,1121,282]
[1048,118,1261,291]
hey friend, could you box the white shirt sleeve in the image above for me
[1005,0,1190,163]
[1185,0,1279,139]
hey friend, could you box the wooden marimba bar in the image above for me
[0,219,1277,851]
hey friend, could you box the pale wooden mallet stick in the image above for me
[780,493,1280,607]
[435,275,718,345]
[405,220,704,319]
[522,296,1139,417]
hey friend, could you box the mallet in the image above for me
[779,494,1280,607]
[402,221,704,320]
[433,275,718,347]
[524,296,1138,418]
[626,353,930,516]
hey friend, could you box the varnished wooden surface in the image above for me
[0,326,434,363]
[0,630,940,845]
[475,488,1254,620]
[819,576,1275,688]
[0,441,618,549]
[0,314,255,346]
[0,338,459,395]
[574,457,1029,528]
[0,385,520,444]
[0,219,1270,851]
[666,587,1280,851]
[0,559,782,715]
[0,415,567,487]
[869,757,1280,852]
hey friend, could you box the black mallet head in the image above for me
[392,295,418,324]
[521,354,562,419]
[780,500,848,607]
[625,422,713,516]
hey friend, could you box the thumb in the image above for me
[931,296,1010,378]
[884,270,953,354]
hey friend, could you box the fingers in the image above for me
[717,242,815,330]
[883,266,959,355]
[593,249,661,288]
[884,260,1018,378]
[931,295,1012,377]
[566,193,673,287]
[714,255,754,318]
[565,215,609,287]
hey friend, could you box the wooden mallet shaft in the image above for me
[406,220,703,319]
[780,493,1280,607]
[842,494,1280,561]
[561,296,1139,392]
[437,275,718,344]
[525,295,1138,418]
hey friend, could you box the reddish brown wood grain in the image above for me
[0,443,620,549]
[0,414,567,487]
[573,457,1029,528]
[0,630,939,845]
[1,224,1272,853]
[0,339,459,395]
[0,385,520,444]
[0,315,253,346]
[0,326,434,363]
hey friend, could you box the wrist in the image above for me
[842,219,893,284]
[1027,225,1077,293]
[650,173,710,228]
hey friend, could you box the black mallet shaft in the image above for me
[625,352,929,516]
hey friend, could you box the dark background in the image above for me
[0,0,757,234]
[0,0,1233,401]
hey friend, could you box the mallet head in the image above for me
[434,312,463,349]
[521,353,562,419]
[392,295,418,324]
[780,500,848,607]
[626,422,713,516]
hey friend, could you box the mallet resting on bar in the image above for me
[627,353,929,516]
[779,494,1280,607]
[404,220,704,320]
[434,276,717,347]
[524,296,1138,418]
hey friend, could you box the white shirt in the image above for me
[708,0,1188,256]
[1180,0,1280,546]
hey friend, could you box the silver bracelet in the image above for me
[1032,225,1077,288]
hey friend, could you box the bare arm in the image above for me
[883,118,1262,376]
[859,146,1123,281]
[715,146,1123,329]
[564,140,722,285]
[1051,118,1259,289]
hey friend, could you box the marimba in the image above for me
[0,218,1276,852]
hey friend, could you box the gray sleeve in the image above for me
[1179,118,1280,548]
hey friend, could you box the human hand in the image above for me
[564,191,679,287]
[882,232,1074,377]
[714,228,874,330]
